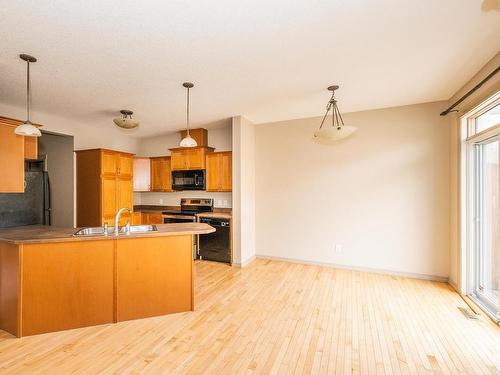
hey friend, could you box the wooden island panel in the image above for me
[116,236,193,322]
[20,240,114,336]
[0,242,20,336]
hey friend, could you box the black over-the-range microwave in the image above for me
[171,170,206,190]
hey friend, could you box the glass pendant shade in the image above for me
[15,121,41,137]
[180,134,197,147]
[113,117,139,129]
[314,125,356,141]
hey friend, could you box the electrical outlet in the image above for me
[217,199,223,206]
[223,200,228,207]
[159,198,164,204]
[335,244,342,253]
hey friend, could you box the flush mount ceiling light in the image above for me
[314,85,356,142]
[113,110,139,129]
[179,82,197,147]
[15,54,41,137]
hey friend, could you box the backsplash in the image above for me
[134,191,232,208]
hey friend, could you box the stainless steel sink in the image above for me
[74,225,158,236]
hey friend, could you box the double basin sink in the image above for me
[74,225,158,236]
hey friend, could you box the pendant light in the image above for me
[179,82,197,147]
[15,54,41,137]
[314,85,356,141]
[113,110,139,129]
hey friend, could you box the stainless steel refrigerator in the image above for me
[0,159,51,228]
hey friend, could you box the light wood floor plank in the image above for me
[0,258,499,375]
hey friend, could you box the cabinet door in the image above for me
[170,150,187,171]
[0,123,24,192]
[133,158,151,191]
[101,152,118,176]
[117,177,133,211]
[131,212,142,225]
[160,158,172,191]
[220,152,232,191]
[206,153,220,191]
[185,148,204,170]
[102,176,117,218]
[118,155,133,177]
[151,159,163,191]
[24,137,38,160]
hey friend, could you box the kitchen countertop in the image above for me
[196,212,232,220]
[0,223,215,245]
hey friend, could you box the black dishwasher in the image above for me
[199,217,231,264]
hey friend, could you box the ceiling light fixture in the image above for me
[314,85,356,142]
[179,82,197,147]
[113,110,139,129]
[15,54,41,137]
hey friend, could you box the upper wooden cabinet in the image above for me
[179,128,208,147]
[24,137,38,160]
[206,151,232,192]
[133,157,151,192]
[76,149,135,227]
[0,120,25,192]
[169,147,214,171]
[150,157,172,192]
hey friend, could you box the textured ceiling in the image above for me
[0,0,499,137]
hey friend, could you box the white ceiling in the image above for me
[1,0,499,138]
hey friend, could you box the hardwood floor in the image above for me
[0,258,499,374]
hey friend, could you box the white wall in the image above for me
[255,102,451,279]
[136,123,233,208]
[232,116,256,266]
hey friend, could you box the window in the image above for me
[464,92,500,322]
[476,103,500,134]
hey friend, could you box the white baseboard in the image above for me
[232,255,256,268]
[256,254,449,283]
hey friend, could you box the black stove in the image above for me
[162,198,213,223]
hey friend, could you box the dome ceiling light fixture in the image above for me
[179,82,197,148]
[314,85,356,142]
[113,110,139,129]
[15,54,42,137]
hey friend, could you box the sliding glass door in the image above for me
[466,96,500,322]
[472,137,499,317]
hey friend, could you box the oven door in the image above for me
[171,170,205,191]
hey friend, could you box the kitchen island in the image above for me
[0,223,214,337]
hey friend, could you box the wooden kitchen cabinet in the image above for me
[169,146,214,171]
[150,157,172,191]
[24,137,38,160]
[0,120,25,192]
[133,157,151,191]
[206,151,232,192]
[141,212,163,224]
[76,149,135,227]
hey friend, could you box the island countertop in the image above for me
[0,223,215,245]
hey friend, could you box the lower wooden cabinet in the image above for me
[206,151,232,192]
[141,212,163,224]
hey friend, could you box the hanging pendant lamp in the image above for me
[179,82,197,147]
[314,85,356,141]
[15,54,41,137]
[113,110,139,129]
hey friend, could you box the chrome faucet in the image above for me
[114,207,131,236]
